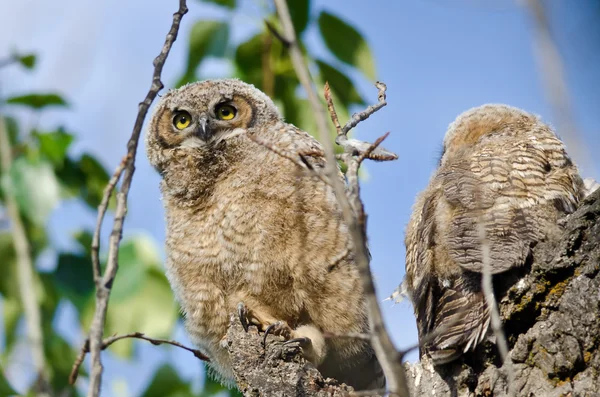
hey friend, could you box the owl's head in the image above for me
[440,104,544,164]
[146,79,281,172]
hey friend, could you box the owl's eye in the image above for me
[215,104,236,120]
[173,111,192,130]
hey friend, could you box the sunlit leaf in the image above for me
[6,93,68,110]
[3,157,60,225]
[0,364,17,397]
[17,54,36,69]
[288,0,310,35]
[111,235,161,301]
[200,0,236,8]
[316,60,364,107]
[317,12,376,80]
[140,364,193,397]
[177,21,230,87]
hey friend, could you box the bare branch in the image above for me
[69,332,209,385]
[83,2,188,396]
[272,1,407,395]
[0,116,51,396]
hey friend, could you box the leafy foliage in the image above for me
[0,2,376,396]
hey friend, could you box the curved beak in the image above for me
[196,116,210,141]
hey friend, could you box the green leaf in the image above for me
[317,12,376,80]
[35,129,74,167]
[200,0,236,8]
[288,0,310,35]
[2,297,21,358]
[177,21,230,87]
[111,235,161,301]
[3,157,60,225]
[6,93,68,110]
[234,33,264,88]
[0,364,17,397]
[17,54,36,69]
[140,364,193,397]
[78,154,110,209]
[53,253,95,311]
[43,327,78,394]
[73,230,93,256]
[316,60,364,107]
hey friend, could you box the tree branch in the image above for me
[69,332,209,385]
[272,1,407,395]
[83,2,188,396]
[0,115,51,396]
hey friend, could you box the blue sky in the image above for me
[1,0,599,395]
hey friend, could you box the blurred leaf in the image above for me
[43,327,78,393]
[0,364,17,397]
[53,253,94,311]
[234,33,264,87]
[6,93,68,110]
[317,12,376,80]
[200,0,236,8]
[3,116,19,146]
[177,21,230,87]
[111,235,161,301]
[3,157,60,225]
[288,0,310,35]
[200,375,237,396]
[140,364,193,397]
[316,60,364,107]
[78,154,110,209]
[35,129,74,167]
[73,230,93,256]
[2,297,21,357]
[17,54,36,69]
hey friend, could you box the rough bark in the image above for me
[226,189,600,396]
[225,316,356,396]
[405,188,600,397]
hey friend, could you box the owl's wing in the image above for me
[439,133,580,275]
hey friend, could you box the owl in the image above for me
[145,79,385,391]
[404,104,585,364]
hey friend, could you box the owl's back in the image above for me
[405,104,585,363]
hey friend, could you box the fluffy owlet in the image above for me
[145,79,384,390]
[404,104,585,364]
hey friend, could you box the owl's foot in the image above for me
[237,301,280,334]
[237,302,251,332]
[263,320,293,346]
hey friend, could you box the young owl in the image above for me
[404,104,585,365]
[145,79,384,390]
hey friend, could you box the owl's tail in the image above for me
[424,279,491,365]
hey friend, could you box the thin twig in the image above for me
[322,332,371,341]
[0,116,51,396]
[478,222,515,395]
[69,332,209,385]
[272,1,408,395]
[521,0,593,175]
[84,2,188,396]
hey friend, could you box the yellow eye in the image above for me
[173,111,192,130]
[216,105,236,120]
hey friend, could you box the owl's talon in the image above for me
[262,320,292,347]
[237,302,249,332]
[283,337,311,347]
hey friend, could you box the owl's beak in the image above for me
[196,116,210,141]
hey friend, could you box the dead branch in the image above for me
[82,2,188,396]
[272,1,407,394]
[69,332,209,385]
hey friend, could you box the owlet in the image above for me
[145,79,384,390]
[404,104,585,364]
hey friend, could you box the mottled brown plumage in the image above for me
[145,79,384,390]
[404,104,585,364]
